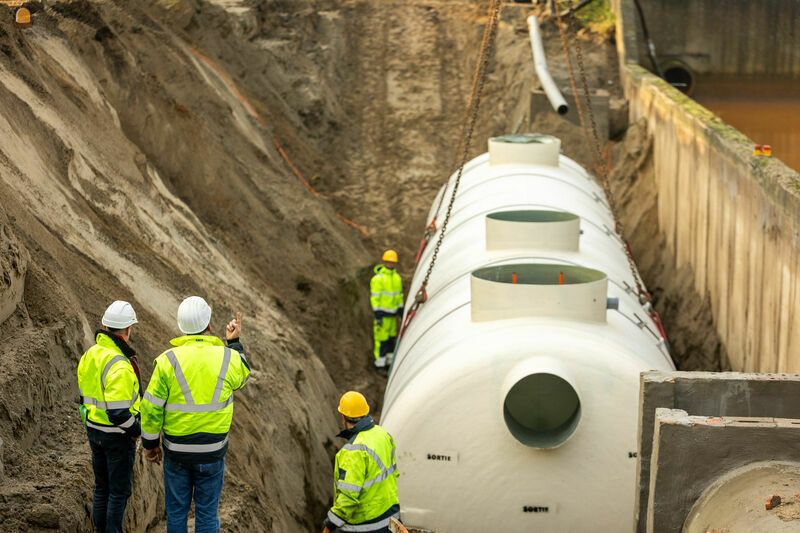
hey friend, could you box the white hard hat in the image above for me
[102,300,138,329]
[177,296,212,334]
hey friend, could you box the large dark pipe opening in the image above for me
[663,63,695,95]
[504,372,581,448]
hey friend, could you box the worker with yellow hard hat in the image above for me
[323,392,400,533]
[369,250,404,369]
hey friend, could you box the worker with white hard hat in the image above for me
[76,300,142,533]
[323,391,400,533]
[370,250,404,369]
[140,296,250,533]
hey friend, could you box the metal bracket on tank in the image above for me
[622,280,635,295]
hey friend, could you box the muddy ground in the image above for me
[0,1,723,531]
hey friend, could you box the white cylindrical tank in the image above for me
[382,134,675,532]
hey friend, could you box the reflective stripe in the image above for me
[335,481,363,493]
[162,349,234,412]
[370,291,401,297]
[144,391,166,407]
[118,416,136,429]
[162,436,228,453]
[372,306,400,314]
[86,420,125,434]
[238,373,250,389]
[339,513,400,532]
[142,431,161,440]
[81,395,135,409]
[164,396,233,413]
[212,348,231,404]
[327,511,345,527]
[166,351,194,404]
[361,463,397,489]
[343,443,390,474]
[101,355,128,391]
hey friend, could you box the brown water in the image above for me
[693,77,800,172]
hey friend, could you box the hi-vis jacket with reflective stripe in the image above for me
[140,335,250,463]
[370,265,404,319]
[77,332,141,438]
[326,416,400,532]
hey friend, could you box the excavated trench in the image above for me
[0,1,725,531]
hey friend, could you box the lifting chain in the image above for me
[555,1,649,302]
[421,0,502,290]
[571,18,603,163]
[403,0,503,335]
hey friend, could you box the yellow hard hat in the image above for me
[338,391,370,418]
[382,249,398,263]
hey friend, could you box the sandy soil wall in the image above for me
[0,1,377,530]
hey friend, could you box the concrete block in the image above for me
[634,373,676,533]
[646,408,800,533]
[529,88,609,139]
[635,371,800,533]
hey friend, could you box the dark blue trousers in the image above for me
[164,455,225,533]
[88,432,136,533]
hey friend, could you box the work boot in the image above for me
[373,356,387,369]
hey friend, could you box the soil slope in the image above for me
[0,1,372,531]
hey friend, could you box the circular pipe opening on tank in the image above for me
[503,372,581,448]
[660,60,695,95]
[557,104,568,115]
[487,210,578,223]
[472,263,604,285]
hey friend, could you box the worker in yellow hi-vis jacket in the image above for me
[77,300,142,533]
[323,391,400,533]
[370,250,404,369]
[140,296,250,533]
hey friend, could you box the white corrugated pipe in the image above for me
[382,134,674,532]
[528,15,569,115]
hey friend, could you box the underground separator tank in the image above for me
[381,134,676,532]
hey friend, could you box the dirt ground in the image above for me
[0,0,724,531]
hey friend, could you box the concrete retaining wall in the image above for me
[614,0,800,375]
[627,0,800,76]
